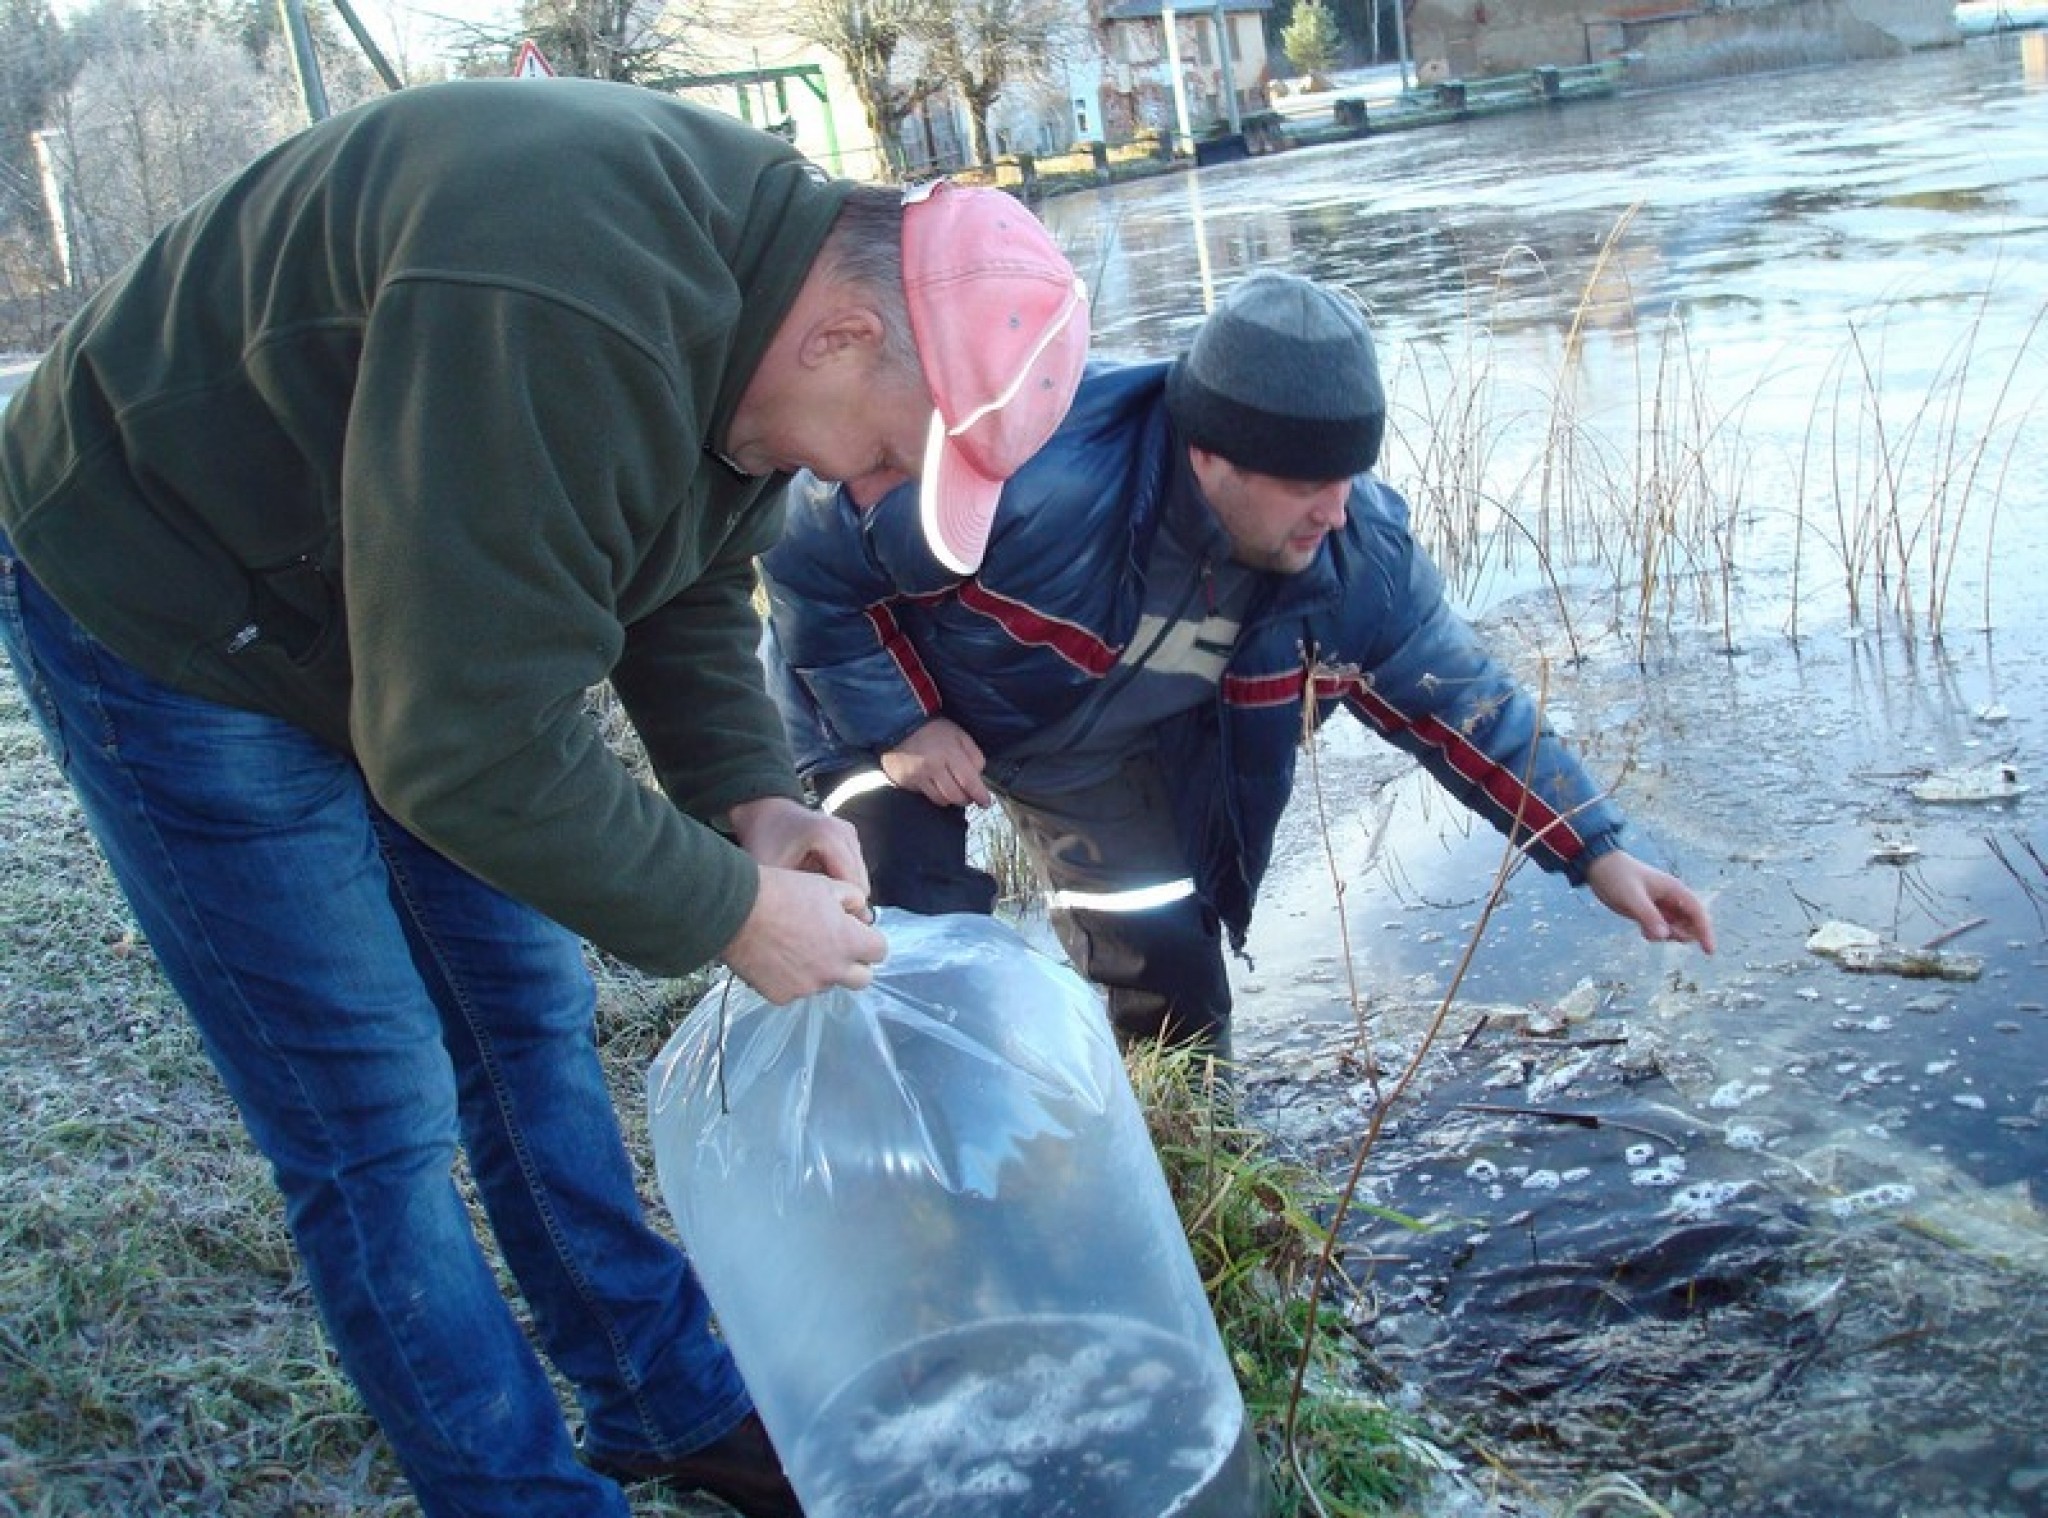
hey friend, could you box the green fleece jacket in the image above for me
[0,79,853,977]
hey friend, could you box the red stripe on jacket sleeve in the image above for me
[863,602,943,716]
[1222,665,1588,863]
[958,581,1120,676]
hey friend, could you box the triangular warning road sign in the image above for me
[512,39,556,77]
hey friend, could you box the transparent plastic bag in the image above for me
[648,910,1267,1517]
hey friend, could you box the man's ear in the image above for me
[1187,443,1229,493]
[798,305,887,369]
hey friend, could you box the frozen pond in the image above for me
[1043,36,2048,1517]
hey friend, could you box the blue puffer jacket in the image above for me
[761,360,1624,949]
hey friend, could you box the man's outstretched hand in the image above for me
[1584,850,1717,955]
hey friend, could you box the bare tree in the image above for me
[0,0,75,270]
[0,0,391,334]
[913,0,1072,167]
[42,3,299,286]
[439,0,710,84]
[768,0,946,181]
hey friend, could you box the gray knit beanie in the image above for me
[1165,271,1385,480]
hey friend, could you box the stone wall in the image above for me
[1408,0,1959,84]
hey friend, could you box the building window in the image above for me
[1075,99,1090,135]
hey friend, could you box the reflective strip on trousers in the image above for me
[819,770,1195,915]
[1047,879,1197,914]
[818,769,894,816]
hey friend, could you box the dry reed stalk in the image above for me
[1541,203,1643,573]
[1946,298,2046,635]
[1299,650,1381,1091]
[1272,660,1630,1507]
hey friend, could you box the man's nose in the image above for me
[1311,482,1350,526]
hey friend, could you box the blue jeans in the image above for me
[0,538,749,1516]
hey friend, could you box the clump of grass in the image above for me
[1126,1041,1428,1516]
[971,803,1038,906]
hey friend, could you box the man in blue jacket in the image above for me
[763,271,1713,1057]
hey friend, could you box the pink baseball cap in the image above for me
[901,181,1090,574]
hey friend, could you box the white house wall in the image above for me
[677,0,1271,181]
[680,22,890,181]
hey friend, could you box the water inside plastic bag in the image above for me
[793,1314,1263,1518]
[648,911,1266,1517]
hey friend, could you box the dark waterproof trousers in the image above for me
[815,754,1235,1057]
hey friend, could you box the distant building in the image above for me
[1092,0,1276,145]
[678,0,1274,183]
[672,39,891,182]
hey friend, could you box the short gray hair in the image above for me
[817,185,919,377]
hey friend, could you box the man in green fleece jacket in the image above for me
[0,79,1088,1518]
